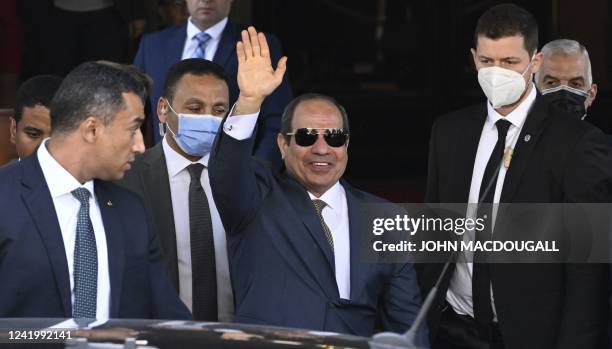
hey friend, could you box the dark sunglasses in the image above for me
[285,128,349,147]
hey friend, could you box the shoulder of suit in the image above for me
[225,21,281,44]
[0,160,20,189]
[343,181,389,204]
[541,100,605,141]
[433,102,485,127]
[141,23,186,43]
[122,145,163,179]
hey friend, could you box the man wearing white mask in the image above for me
[417,4,611,349]
[119,59,234,322]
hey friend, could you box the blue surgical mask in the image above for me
[162,99,222,156]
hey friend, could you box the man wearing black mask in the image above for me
[537,39,612,349]
[535,39,597,120]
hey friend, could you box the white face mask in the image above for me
[477,59,533,109]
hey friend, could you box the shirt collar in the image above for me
[308,181,343,211]
[486,83,537,129]
[37,138,95,199]
[187,16,228,42]
[162,136,209,178]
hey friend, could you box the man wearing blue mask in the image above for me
[119,58,233,322]
[418,4,611,349]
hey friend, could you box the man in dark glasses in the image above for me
[208,27,427,345]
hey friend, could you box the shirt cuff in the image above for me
[223,105,260,140]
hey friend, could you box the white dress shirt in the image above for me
[308,183,351,299]
[182,17,228,61]
[446,85,536,318]
[223,111,352,299]
[37,139,110,320]
[162,137,234,322]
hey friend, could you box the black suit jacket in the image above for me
[0,153,191,319]
[117,143,180,289]
[418,96,611,349]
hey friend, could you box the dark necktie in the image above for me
[194,32,211,59]
[187,163,217,321]
[312,199,335,252]
[473,119,511,333]
[71,187,97,319]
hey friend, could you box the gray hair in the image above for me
[537,39,592,86]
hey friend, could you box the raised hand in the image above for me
[234,26,288,115]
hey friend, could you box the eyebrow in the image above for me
[132,116,145,126]
[184,99,229,107]
[22,126,43,132]
[542,75,560,81]
[477,55,521,61]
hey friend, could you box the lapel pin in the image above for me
[107,200,113,207]
[524,134,531,142]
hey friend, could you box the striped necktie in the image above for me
[194,32,212,59]
[312,199,335,252]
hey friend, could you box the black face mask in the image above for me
[541,85,588,120]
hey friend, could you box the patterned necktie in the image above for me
[71,187,97,319]
[194,32,212,59]
[473,119,511,332]
[312,199,335,252]
[187,163,217,321]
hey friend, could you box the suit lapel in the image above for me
[140,144,179,289]
[500,97,550,202]
[278,173,339,299]
[165,24,187,68]
[94,180,125,318]
[452,106,487,202]
[344,182,369,301]
[20,156,72,317]
[214,22,240,68]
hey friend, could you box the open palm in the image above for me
[236,27,287,101]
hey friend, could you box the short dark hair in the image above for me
[14,75,62,123]
[280,93,350,142]
[162,58,229,103]
[474,3,539,55]
[50,62,149,135]
[97,60,153,101]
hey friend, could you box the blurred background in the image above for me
[1,0,610,202]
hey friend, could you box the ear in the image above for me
[277,133,287,160]
[157,97,169,123]
[586,83,598,108]
[80,116,100,143]
[470,48,479,70]
[530,51,544,74]
[9,117,16,145]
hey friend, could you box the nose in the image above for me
[133,129,146,154]
[310,133,330,155]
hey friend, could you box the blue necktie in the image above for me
[71,187,97,319]
[194,32,212,59]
